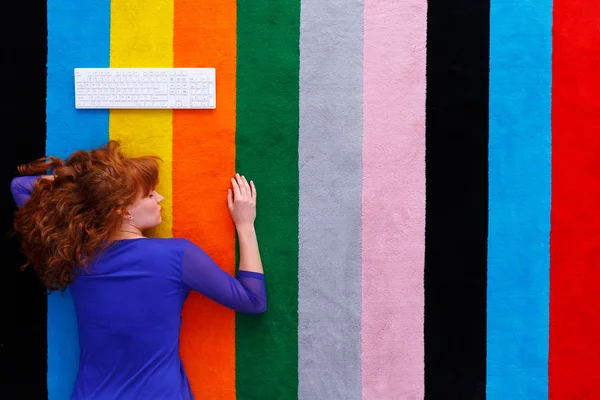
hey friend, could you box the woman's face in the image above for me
[126,190,164,230]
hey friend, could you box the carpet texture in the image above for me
[550,0,600,398]
[488,0,552,399]
[174,0,237,398]
[363,0,426,398]
[1,1,47,398]
[298,1,363,400]
[46,1,110,398]
[3,0,600,399]
[109,0,174,240]
[425,0,489,397]
[235,2,300,399]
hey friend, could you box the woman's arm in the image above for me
[10,175,54,208]
[181,241,267,314]
[228,174,264,275]
[10,176,41,208]
[180,174,267,314]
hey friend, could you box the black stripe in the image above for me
[0,1,48,399]
[424,1,490,399]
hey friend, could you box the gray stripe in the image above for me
[298,1,363,399]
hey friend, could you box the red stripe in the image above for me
[550,1,600,397]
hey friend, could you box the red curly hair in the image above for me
[14,140,160,291]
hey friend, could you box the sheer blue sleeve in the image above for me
[181,240,267,314]
[10,176,40,208]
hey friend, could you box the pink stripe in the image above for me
[362,0,427,398]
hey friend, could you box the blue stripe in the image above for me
[46,2,110,398]
[487,0,552,398]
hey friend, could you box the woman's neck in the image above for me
[110,233,146,240]
[109,224,146,240]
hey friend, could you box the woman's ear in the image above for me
[117,208,132,220]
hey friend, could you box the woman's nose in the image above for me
[154,191,164,203]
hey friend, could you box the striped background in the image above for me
[3,0,600,399]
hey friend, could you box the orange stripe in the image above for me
[173,0,236,397]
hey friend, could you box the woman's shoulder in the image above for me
[82,238,196,278]
[96,238,192,266]
[117,237,191,246]
[110,237,193,254]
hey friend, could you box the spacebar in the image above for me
[102,102,137,108]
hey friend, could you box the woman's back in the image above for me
[71,238,192,399]
[67,235,265,399]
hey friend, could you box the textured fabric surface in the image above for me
[488,0,552,399]
[362,0,427,398]
[46,1,110,398]
[298,1,363,399]
[173,0,237,397]
[424,0,490,398]
[5,0,600,399]
[1,1,47,397]
[109,0,174,240]
[235,2,300,399]
[550,0,600,398]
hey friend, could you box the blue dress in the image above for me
[11,176,267,399]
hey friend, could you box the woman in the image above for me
[10,141,266,399]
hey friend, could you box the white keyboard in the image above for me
[74,68,216,109]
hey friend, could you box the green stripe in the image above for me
[235,1,300,399]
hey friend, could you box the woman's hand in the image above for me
[228,174,264,277]
[227,173,256,228]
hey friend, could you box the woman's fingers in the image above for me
[227,188,233,210]
[231,176,241,200]
[237,173,248,198]
[250,180,256,201]
[232,174,255,203]
[241,175,251,196]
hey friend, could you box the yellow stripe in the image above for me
[109,0,174,238]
